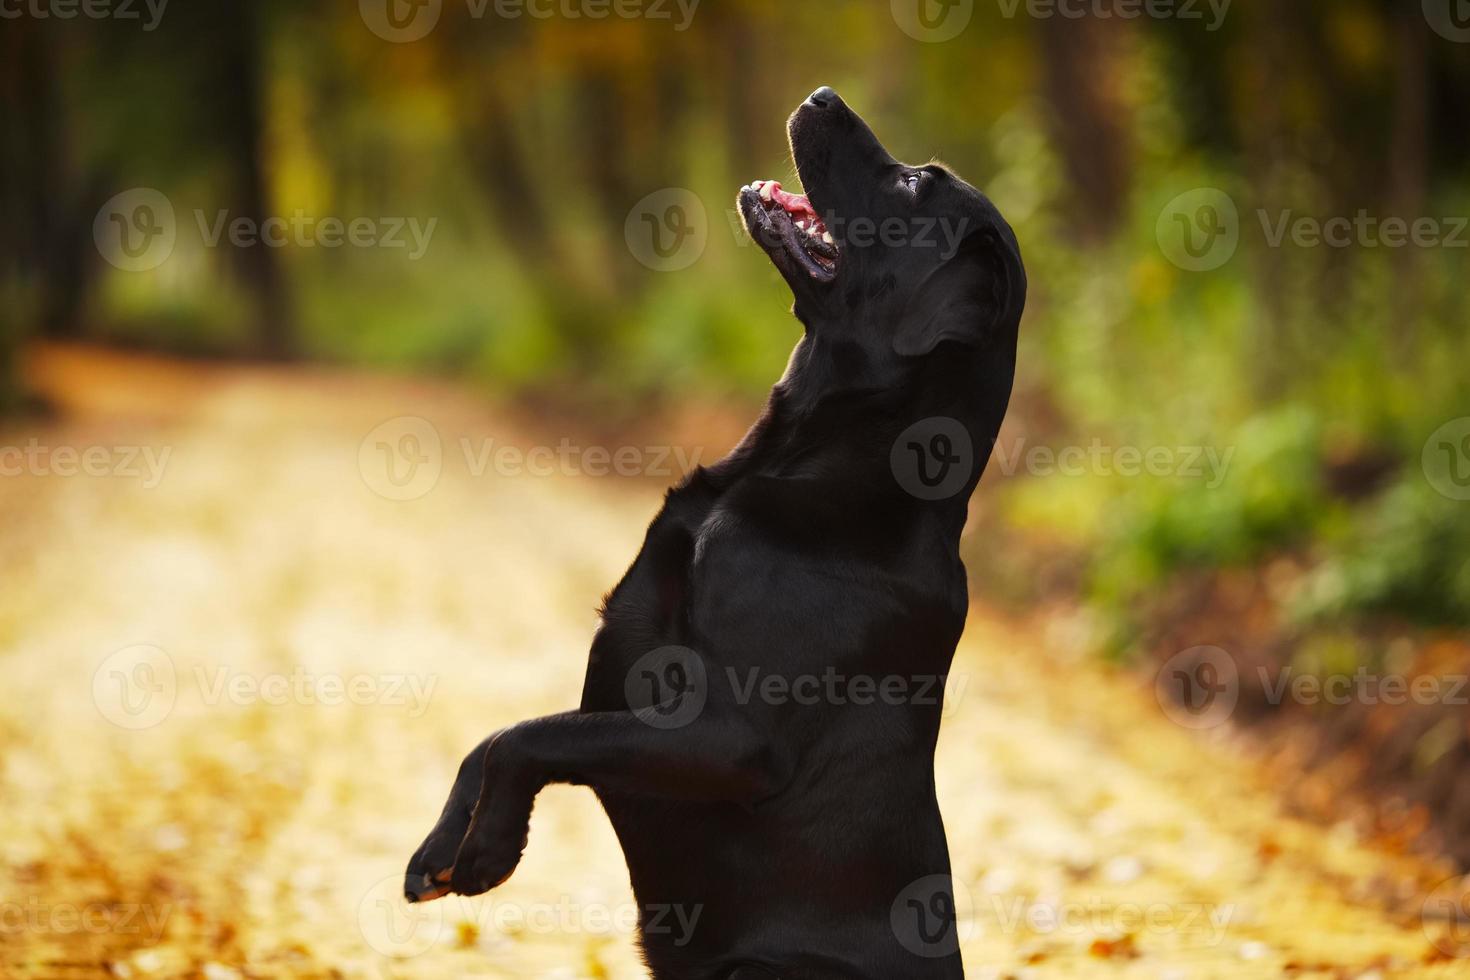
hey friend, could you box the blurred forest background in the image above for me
[3,0,1470,860]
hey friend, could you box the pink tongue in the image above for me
[768,182,818,221]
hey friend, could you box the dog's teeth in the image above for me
[758,183,773,202]
[821,231,834,244]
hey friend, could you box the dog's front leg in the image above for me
[407,708,788,900]
[403,731,502,902]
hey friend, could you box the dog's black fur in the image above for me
[405,88,1025,980]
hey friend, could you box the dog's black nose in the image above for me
[805,86,838,109]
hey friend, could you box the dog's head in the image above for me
[738,87,1025,369]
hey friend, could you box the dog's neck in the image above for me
[705,330,1015,522]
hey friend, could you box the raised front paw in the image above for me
[403,735,493,902]
[449,819,528,896]
[404,826,463,903]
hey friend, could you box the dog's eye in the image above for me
[902,172,923,193]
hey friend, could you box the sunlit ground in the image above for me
[0,347,1462,979]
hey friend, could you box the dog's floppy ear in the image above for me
[892,228,1024,358]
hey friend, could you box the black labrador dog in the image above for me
[405,87,1025,980]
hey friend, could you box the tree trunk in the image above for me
[218,0,294,360]
[1038,14,1134,244]
[1387,2,1429,358]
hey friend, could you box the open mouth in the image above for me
[739,179,839,283]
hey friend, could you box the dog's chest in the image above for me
[582,472,965,711]
[688,499,959,663]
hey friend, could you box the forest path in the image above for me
[0,346,1460,979]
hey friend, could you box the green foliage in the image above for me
[1091,406,1331,595]
[6,1,1470,636]
[1295,478,1470,630]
